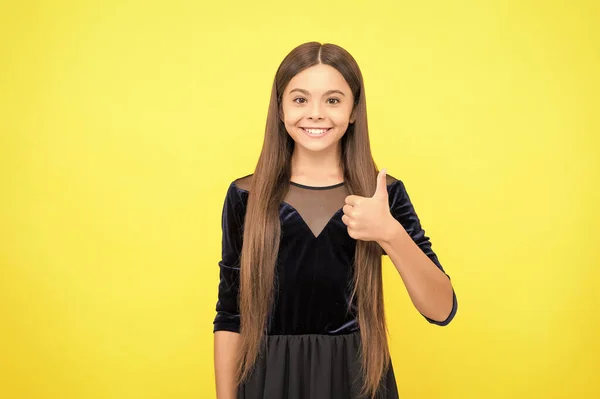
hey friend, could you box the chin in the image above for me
[297,139,340,152]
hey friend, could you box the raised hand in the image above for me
[341,168,396,243]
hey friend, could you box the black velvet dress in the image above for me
[213,173,458,399]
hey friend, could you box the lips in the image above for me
[300,127,333,139]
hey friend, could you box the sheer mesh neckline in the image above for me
[233,173,398,238]
[289,181,345,190]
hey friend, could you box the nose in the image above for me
[308,101,324,120]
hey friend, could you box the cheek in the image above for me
[282,106,302,125]
[331,108,353,125]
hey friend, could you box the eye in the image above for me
[293,97,307,104]
[328,98,341,104]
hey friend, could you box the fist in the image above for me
[341,168,394,242]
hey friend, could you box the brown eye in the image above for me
[293,97,306,104]
[328,98,340,104]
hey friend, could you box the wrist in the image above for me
[379,217,405,246]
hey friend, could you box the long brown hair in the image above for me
[237,41,389,398]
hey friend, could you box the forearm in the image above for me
[214,330,241,399]
[378,219,454,322]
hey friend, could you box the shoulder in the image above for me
[224,173,252,208]
[385,172,405,192]
[385,172,399,186]
[231,173,253,193]
[384,172,411,207]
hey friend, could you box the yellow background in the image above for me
[1,0,599,398]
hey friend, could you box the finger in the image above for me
[341,214,350,226]
[342,204,353,216]
[373,168,388,199]
[345,195,363,206]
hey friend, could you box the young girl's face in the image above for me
[280,64,356,154]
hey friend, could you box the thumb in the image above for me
[373,168,388,199]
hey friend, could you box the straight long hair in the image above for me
[236,41,389,398]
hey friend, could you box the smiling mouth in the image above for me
[301,127,332,136]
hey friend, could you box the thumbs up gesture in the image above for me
[342,168,396,243]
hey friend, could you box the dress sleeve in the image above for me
[213,182,245,333]
[384,179,458,326]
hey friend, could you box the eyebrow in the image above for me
[289,88,346,96]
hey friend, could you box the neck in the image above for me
[290,144,344,184]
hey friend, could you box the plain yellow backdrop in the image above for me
[1,0,599,398]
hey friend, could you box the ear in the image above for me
[349,108,357,124]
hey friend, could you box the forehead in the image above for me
[286,64,351,93]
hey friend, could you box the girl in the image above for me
[213,42,458,399]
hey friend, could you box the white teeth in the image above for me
[303,128,330,135]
